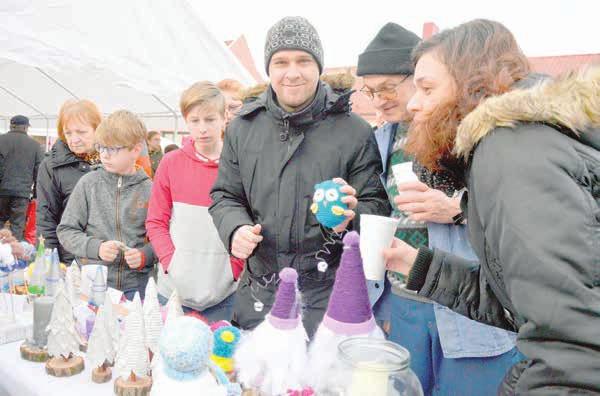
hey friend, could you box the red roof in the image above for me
[326,54,600,124]
[227,35,265,84]
[529,54,600,76]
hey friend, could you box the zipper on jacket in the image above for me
[281,119,290,148]
[115,176,124,290]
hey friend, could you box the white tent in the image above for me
[0,0,254,142]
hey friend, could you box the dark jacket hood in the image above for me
[47,139,84,169]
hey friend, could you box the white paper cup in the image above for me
[392,162,418,188]
[360,215,399,281]
[80,265,107,298]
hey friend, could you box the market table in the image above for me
[0,341,112,396]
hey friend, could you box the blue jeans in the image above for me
[122,276,150,301]
[390,295,524,396]
[157,292,235,323]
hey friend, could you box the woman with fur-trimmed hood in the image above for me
[383,19,600,394]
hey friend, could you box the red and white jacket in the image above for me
[146,141,242,311]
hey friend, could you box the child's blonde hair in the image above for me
[95,110,147,148]
[180,81,226,119]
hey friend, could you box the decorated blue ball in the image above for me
[311,180,348,229]
[159,316,213,380]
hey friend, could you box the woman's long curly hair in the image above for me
[404,19,531,170]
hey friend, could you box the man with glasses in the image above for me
[357,23,425,333]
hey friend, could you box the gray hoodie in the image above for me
[57,168,155,293]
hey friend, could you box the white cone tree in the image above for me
[102,295,120,353]
[65,264,81,307]
[165,290,184,325]
[143,278,162,355]
[114,292,149,379]
[86,302,116,368]
[47,283,80,359]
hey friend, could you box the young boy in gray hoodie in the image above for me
[57,110,155,300]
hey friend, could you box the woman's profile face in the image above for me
[407,51,457,123]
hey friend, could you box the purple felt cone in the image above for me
[324,231,373,325]
[270,267,299,321]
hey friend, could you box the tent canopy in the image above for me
[0,0,254,136]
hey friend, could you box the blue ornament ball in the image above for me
[311,180,348,229]
[159,316,213,380]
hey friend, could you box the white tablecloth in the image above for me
[0,341,112,396]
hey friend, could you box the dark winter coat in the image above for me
[36,140,97,263]
[210,81,391,335]
[407,69,600,394]
[0,130,44,198]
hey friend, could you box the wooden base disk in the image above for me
[226,371,236,383]
[92,366,112,383]
[45,356,85,377]
[114,376,152,396]
[20,342,49,362]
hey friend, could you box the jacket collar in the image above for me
[454,67,600,158]
[97,167,149,187]
[48,140,85,169]
[238,81,353,126]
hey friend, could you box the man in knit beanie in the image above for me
[356,22,424,333]
[210,17,390,338]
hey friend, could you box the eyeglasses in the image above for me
[94,144,126,155]
[360,75,412,101]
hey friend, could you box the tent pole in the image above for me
[35,68,79,99]
[151,94,178,142]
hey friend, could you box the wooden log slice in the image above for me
[45,356,85,377]
[114,375,152,396]
[20,342,49,362]
[92,366,112,383]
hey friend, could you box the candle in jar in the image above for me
[348,364,389,396]
[33,296,54,347]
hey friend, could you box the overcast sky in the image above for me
[192,0,599,76]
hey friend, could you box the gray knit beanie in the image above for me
[264,16,324,75]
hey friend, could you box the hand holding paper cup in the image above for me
[359,215,400,281]
[392,162,418,189]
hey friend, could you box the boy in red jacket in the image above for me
[146,81,242,322]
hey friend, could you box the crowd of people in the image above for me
[0,15,598,395]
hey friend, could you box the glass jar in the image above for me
[337,337,423,396]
